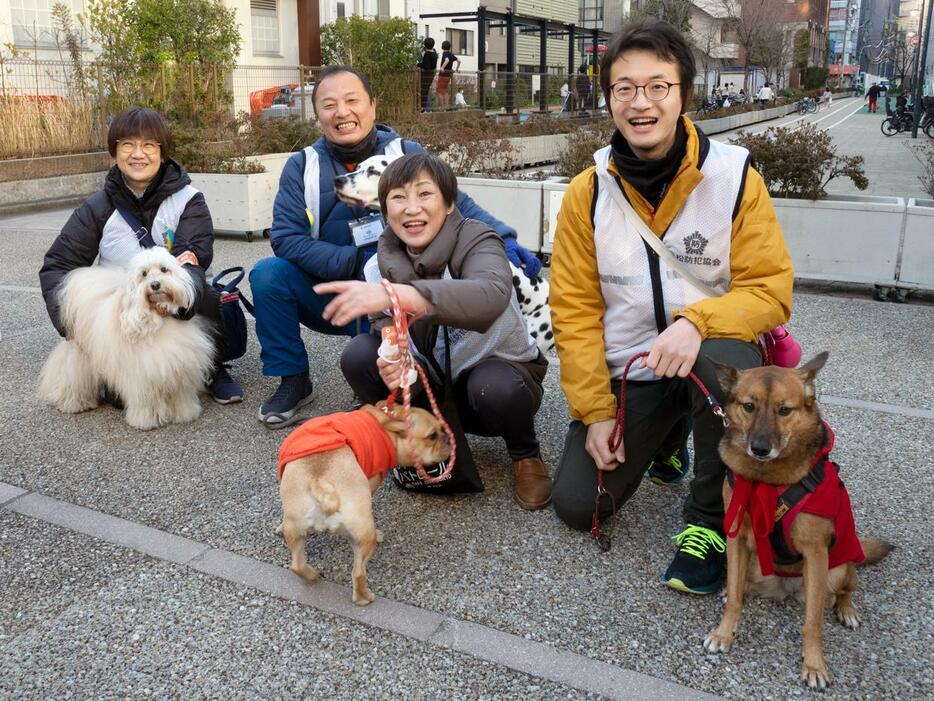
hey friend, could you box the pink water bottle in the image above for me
[768,326,802,368]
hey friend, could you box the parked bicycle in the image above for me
[797,97,818,115]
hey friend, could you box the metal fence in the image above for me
[0,57,601,159]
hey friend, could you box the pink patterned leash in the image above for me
[380,279,456,483]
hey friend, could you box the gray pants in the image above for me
[552,339,761,533]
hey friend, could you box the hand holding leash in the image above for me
[380,279,456,484]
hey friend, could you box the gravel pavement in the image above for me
[1,210,931,699]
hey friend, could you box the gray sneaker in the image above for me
[257,373,314,424]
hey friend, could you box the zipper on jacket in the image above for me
[643,240,668,333]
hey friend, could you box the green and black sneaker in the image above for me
[646,444,689,485]
[662,525,726,594]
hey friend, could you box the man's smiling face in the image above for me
[314,71,377,148]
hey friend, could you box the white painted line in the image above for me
[0,481,720,701]
[0,285,42,293]
[822,101,869,130]
[821,395,934,419]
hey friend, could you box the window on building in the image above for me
[251,0,280,55]
[579,0,603,27]
[445,28,474,56]
[11,0,85,48]
[337,2,345,19]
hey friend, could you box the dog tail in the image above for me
[859,537,895,566]
[308,477,341,517]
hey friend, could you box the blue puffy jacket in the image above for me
[268,124,517,282]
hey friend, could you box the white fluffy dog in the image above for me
[37,247,215,430]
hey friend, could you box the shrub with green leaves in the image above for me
[730,123,868,199]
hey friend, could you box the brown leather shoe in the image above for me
[512,457,552,510]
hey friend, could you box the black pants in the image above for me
[341,333,546,460]
[552,339,761,533]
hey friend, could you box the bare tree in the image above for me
[630,0,693,33]
[690,16,723,101]
[718,0,784,91]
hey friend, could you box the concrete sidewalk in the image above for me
[1,210,932,700]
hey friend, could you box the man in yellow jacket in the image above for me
[550,20,793,594]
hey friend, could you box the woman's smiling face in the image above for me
[384,171,454,253]
[314,71,377,148]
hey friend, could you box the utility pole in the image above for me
[911,0,932,137]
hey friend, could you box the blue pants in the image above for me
[249,257,368,377]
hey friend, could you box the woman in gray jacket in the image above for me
[315,153,551,509]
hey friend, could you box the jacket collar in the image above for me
[380,208,465,281]
[104,157,190,210]
[607,116,707,236]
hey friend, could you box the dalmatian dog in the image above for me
[510,264,554,355]
[333,154,555,355]
[334,154,402,211]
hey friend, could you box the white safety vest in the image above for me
[592,140,749,381]
[98,185,200,268]
[302,137,405,239]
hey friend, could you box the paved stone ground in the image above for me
[711,95,930,201]
[1,208,932,700]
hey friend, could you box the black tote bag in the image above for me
[391,327,484,494]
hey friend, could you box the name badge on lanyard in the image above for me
[349,213,384,248]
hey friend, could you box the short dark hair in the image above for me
[599,19,695,113]
[378,153,458,214]
[312,65,376,117]
[107,106,171,158]
[441,40,451,51]
[424,37,435,49]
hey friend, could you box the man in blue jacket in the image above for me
[251,65,542,423]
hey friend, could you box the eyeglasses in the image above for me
[117,140,161,156]
[609,80,680,102]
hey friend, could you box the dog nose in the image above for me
[149,280,161,291]
[749,439,772,458]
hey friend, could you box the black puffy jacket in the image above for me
[39,159,214,336]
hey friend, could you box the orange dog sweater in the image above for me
[277,411,397,481]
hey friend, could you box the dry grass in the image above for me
[0,97,100,160]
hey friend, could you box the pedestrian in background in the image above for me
[417,37,438,113]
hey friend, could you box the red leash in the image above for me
[592,351,729,550]
[380,279,457,484]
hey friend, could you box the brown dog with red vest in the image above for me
[277,402,450,605]
[704,352,893,690]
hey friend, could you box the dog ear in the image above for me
[796,351,828,403]
[710,358,740,396]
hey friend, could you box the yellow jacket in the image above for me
[551,117,793,425]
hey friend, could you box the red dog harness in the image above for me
[277,411,397,481]
[724,424,864,577]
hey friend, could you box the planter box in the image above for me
[541,181,570,255]
[190,170,281,240]
[899,198,934,289]
[506,134,568,167]
[773,194,905,285]
[188,152,294,239]
[459,177,543,252]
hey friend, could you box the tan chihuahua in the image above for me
[277,401,450,605]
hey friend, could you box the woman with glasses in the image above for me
[549,20,793,595]
[39,105,242,406]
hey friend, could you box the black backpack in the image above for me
[212,267,254,362]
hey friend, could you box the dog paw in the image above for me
[353,587,376,606]
[835,604,861,629]
[800,660,832,690]
[291,565,320,584]
[703,629,733,653]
